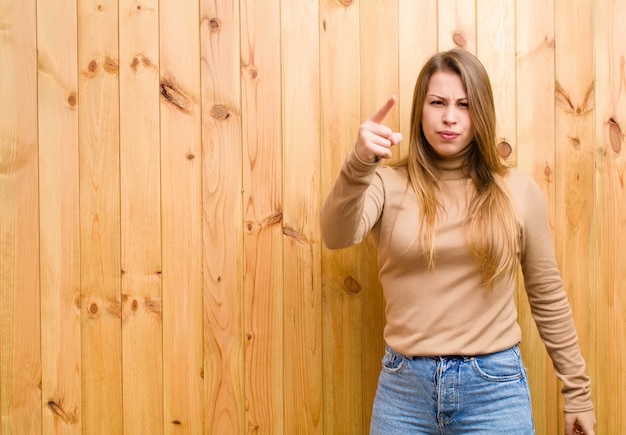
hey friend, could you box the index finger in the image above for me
[369,95,397,124]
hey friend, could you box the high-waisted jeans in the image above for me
[370,344,535,434]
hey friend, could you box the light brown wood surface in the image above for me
[160,0,204,432]
[593,1,626,433]
[119,0,162,432]
[1,1,623,434]
[281,0,323,432]
[0,0,41,433]
[320,1,363,433]
[516,0,559,433]
[201,0,245,434]
[38,0,81,433]
[77,0,123,432]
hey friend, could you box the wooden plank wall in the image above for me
[0,0,624,434]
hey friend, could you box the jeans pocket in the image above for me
[381,346,407,374]
[470,346,524,382]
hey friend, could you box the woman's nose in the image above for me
[443,108,457,125]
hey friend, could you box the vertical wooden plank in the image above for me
[77,0,122,433]
[515,0,559,433]
[240,0,284,432]
[477,0,516,165]
[281,0,322,433]
[359,0,399,430]
[119,0,162,433]
[200,0,245,433]
[0,0,41,433]
[438,0,477,53]
[37,0,81,432]
[398,0,438,156]
[160,0,204,432]
[554,0,594,431]
[319,0,362,433]
[593,1,626,433]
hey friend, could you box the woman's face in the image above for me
[421,71,475,159]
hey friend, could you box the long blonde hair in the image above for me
[399,48,519,287]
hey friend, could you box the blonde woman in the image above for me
[321,48,596,435]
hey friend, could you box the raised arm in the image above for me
[320,96,403,249]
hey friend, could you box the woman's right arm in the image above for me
[320,96,403,249]
[320,151,383,249]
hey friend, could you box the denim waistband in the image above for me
[391,343,520,361]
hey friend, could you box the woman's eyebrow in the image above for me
[427,94,468,102]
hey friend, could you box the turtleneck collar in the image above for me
[435,144,473,180]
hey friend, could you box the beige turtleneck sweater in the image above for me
[320,150,593,413]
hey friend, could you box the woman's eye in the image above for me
[431,100,443,106]
[459,101,469,108]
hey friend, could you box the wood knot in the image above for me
[67,93,77,107]
[568,136,581,149]
[107,301,123,319]
[87,60,98,75]
[497,141,512,159]
[47,401,78,425]
[209,18,221,31]
[96,4,104,11]
[160,79,194,113]
[338,0,353,6]
[89,303,99,316]
[248,67,259,80]
[343,276,362,294]
[608,117,622,153]
[452,31,467,48]
[131,56,149,71]
[210,105,231,120]
[283,226,307,244]
[186,152,195,160]
[145,297,162,315]
[103,57,118,74]
[543,164,552,182]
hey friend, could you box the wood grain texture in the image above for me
[281,0,323,433]
[359,0,399,429]
[0,0,41,433]
[438,0,477,53]
[398,0,438,157]
[554,0,595,430]
[515,0,559,433]
[240,1,285,433]
[477,0,516,165]
[77,0,123,433]
[159,0,204,433]
[37,0,81,432]
[0,1,625,433]
[119,0,162,432]
[200,0,245,433]
[593,1,626,432]
[319,0,363,433]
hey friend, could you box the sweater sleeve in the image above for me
[517,175,593,413]
[320,151,385,249]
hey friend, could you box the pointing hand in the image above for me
[354,95,404,163]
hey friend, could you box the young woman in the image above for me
[320,48,596,435]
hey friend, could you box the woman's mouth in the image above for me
[438,131,459,141]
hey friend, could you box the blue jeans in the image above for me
[370,344,535,434]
